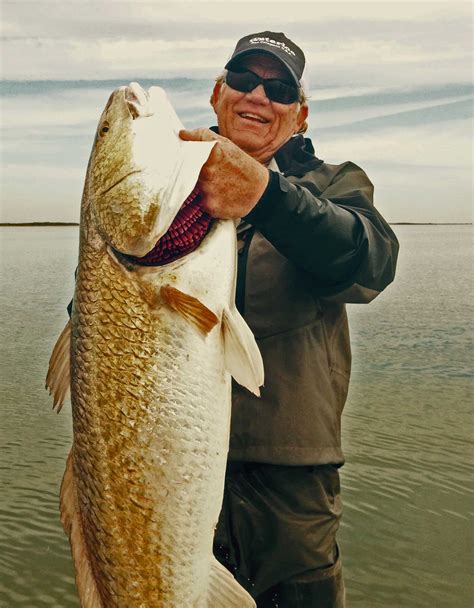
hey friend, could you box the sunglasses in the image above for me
[225,69,300,104]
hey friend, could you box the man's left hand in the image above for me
[179,128,270,219]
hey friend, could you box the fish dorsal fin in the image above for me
[160,285,219,335]
[206,557,256,607]
[222,306,264,397]
[45,319,71,412]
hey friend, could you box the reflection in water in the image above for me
[0,226,472,607]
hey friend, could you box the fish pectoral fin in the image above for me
[45,319,71,413]
[222,306,264,397]
[206,558,256,608]
[61,450,103,608]
[160,285,219,335]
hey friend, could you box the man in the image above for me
[180,32,399,607]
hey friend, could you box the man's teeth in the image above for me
[240,113,268,123]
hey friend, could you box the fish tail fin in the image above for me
[222,306,264,397]
[206,557,256,607]
[60,450,103,608]
[45,319,71,413]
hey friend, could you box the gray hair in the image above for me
[211,70,309,134]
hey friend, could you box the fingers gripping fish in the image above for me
[46,83,263,607]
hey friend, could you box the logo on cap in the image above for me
[249,36,296,57]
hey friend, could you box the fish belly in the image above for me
[70,225,234,607]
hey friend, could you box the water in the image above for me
[0,225,472,607]
[341,227,473,607]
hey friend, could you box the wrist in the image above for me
[244,170,288,223]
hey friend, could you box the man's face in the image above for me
[211,54,308,164]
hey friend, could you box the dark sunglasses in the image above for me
[225,69,300,104]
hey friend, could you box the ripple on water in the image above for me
[0,488,78,607]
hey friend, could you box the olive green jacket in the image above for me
[229,134,399,466]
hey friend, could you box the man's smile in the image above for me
[237,112,270,124]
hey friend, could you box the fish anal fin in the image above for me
[60,450,103,608]
[222,306,264,397]
[206,558,256,607]
[45,320,71,413]
[160,285,219,335]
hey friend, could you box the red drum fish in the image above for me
[46,82,263,607]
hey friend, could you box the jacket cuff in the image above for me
[244,170,290,225]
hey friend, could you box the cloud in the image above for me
[313,117,472,223]
[315,119,472,169]
[1,37,234,80]
[0,2,472,223]
[0,2,471,85]
[1,35,471,85]
[315,98,473,133]
[1,163,84,223]
[1,1,469,40]
[2,162,84,180]
[1,89,105,129]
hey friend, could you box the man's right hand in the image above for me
[179,128,269,219]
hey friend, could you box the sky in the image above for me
[0,1,472,223]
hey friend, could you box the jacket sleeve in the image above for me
[244,161,399,303]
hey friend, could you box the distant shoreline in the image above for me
[0,222,79,226]
[390,222,472,226]
[0,222,472,227]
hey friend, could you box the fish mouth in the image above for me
[115,187,214,267]
[101,170,142,195]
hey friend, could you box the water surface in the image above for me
[0,225,472,607]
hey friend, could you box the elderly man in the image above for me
[180,32,398,608]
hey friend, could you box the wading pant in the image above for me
[214,462,345,608]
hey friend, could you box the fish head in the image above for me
[85,83,216,257]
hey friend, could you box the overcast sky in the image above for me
[0,1,472,223]
[2,1,472,86]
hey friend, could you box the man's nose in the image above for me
[245,84,270,104]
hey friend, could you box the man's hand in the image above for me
[179,128,270,219]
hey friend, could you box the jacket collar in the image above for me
[275,134,324,177]
[209,127,323,178]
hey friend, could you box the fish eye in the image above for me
[100,122,110,136]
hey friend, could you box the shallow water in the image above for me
[0,225,472,607]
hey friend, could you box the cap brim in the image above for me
[224,49,300,87]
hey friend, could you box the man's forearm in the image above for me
[245,169,399,302]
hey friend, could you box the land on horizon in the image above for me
[0,222,472,227]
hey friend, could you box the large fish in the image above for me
[46,82,263,607]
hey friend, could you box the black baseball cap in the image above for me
[225,31,305,87]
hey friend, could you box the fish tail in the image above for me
[60,450,103,608]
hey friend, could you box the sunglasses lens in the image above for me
[226,70,299,104]
[265,81,299,104]
[225,70,256,93]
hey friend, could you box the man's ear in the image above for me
[296,104,309,133]
[211,81,223,113]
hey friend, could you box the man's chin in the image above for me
[231,130,267,154]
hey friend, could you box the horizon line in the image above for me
[0,222,472,227]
